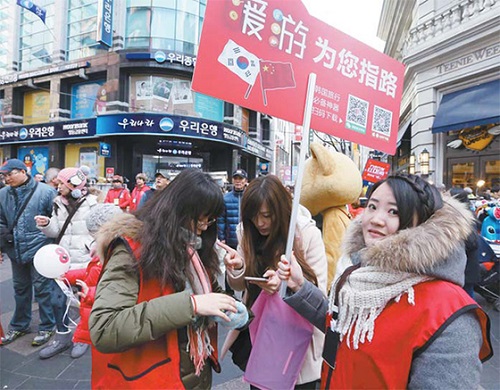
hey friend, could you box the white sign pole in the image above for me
[280,73,317,297]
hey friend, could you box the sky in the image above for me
[302,0,385,52]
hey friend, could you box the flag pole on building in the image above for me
[280,72,316,297]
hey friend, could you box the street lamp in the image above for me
[409,153,415,175]
[419,149,429,175]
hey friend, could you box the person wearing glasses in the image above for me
[89,169,246,389]
[0,159,58,348]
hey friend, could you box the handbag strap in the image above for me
[55,197,85,244]
[10,181,38,231]
[334,263,361,307]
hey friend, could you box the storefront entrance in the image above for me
[447,155,500,190]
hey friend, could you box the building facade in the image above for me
[378,0,499,190]
[0,0,272,185]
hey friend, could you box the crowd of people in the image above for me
[0,158,495,389]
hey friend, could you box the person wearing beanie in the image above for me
[130,173,150,212]
[62,204,123,359]
[34,167,99,360]
[104,174,131,211]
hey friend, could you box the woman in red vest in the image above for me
[129,172,150,212]
[277,174,493,389]
[89,169,245,389]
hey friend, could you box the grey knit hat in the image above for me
[86,203,123,234]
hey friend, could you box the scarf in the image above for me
[328,266,430,349]
[186,246,214,376]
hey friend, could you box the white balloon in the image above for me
[34,244,71,279]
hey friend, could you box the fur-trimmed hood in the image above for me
[95,213,142,260]
[342,196,475,285]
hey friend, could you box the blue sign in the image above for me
[96,114,271,160]
[99,142,111,157]
[0,119,97,144]
[97,0,113,47]
[17,0,46,24]
[154,51,166,63]
[71,81,105,119]
[17,146,49,176]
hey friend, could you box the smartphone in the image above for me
[244,276,269,282]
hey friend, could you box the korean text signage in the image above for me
[96,114,272,160]
[97,0,113,47]
[192,0,404,155]
[99,142,111,157]
[362,159,391,183]
[0,119,96,144]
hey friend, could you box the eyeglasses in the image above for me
[197,218,217,228]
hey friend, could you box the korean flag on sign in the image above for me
[218,40,260,87]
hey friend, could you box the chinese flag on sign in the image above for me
[260,61,296,91]
[259,60,296,106]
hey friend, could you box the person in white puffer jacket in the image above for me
[36,167,98,269]
[34,167,98,360]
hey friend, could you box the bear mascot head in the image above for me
[300,142,362,287]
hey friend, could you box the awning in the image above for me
[431,79,500,133]
[396,119,411,147]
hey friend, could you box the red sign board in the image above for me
[105,167,114,178]
[362,159,391,183]
[192,0,405,155]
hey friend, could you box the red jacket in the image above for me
[104,187,131,210]
[321,280,492,389]
[92,238,220,389]
[64,256,102,344]
[129,185,150,212]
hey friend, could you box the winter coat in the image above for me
[217,189,244,248]
[285,196,493,389]
[0,177,56,264]
[138,188,155,209]
[227,206,327,385]
[64,255,101,344]
[104,187,131,211]
[130,185,150,212]
[38,194,98,266]
[89,213,221,389]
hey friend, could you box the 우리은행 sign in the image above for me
[192,0,405,155]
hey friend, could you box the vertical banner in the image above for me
[97,0,113,47]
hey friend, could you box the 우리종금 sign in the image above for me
[192,0,405,155]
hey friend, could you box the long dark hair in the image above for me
[367,174,443,230]
[240,175,318,305]
[135,169,224,291]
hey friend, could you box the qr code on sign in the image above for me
[372,105,392,137]
[346,95,368,134]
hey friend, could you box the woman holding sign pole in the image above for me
[220,174,327,389]
[276,174,493,389]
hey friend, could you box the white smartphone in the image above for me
[244,276,269,282]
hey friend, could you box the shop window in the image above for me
[18,1,55,71]
[23,90,50,125]
[451,161,475,188]
[484,160,500,188]
[129,75,195,116]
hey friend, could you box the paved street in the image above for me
[1,258,498,389]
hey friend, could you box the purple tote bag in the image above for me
[244,292,314,390]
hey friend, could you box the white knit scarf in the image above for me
[328,266,431,349]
